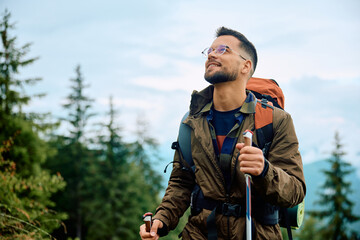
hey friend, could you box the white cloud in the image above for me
[133,59,207,92]
[139,54,168,69]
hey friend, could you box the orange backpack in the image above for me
[246,77,285,157]
[247,77,285,109]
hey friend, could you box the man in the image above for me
[139,26,306,240]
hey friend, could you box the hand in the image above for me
[236,143,264,176]
[139,219,163,240]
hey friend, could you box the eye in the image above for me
[207,47,213,55]
[216,45,227,54]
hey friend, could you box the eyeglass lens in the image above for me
[205,45,227,56]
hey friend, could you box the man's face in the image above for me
[204,35,245,84]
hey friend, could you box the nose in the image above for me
[207,49,217,60]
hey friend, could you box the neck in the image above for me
[212,79,247,111]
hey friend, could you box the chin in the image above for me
[205,72,236,85]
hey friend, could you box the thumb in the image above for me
[150,219,163,236]
[236,143,245,150]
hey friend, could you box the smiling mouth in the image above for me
[207,62,221,70]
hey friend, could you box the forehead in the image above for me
[211,35,241,49]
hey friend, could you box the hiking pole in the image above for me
[243,130,253,240]
[143,212,153,232]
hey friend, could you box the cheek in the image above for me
[224,59,239,72]
[232,62,242,73]
[225,64,237,73]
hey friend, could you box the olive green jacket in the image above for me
[154,86,306,240]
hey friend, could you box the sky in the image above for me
[2,0,360,178]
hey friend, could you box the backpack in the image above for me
[171,77,304,239]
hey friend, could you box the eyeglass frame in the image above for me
[202,44,247,61]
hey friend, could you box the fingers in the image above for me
[239,158,264,176]
[236,143,245,150]
[139,224,152,239]
[139,220,163,240]
[237,146,264,176]
[150,220,163,237]
[237,144,261,154]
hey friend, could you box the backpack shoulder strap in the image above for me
[254,99,274,157]
[177,111,195,172]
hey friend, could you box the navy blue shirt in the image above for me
[212,106,241,152]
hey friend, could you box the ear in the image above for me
[241,60,252,75]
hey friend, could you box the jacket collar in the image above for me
[189,85,257,116]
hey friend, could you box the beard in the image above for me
[204,70,237,84]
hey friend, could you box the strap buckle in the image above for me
[171,141,179,150]
[221,203,243,218]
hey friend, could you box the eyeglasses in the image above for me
[202,44,247,60]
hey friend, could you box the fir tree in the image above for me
[0,9,41,116]
[62,64,95,143]
[83,95,129,239]
[0,136,67,239]
[0,9,66,238]
[47,65,95,239]
[130,115,163,195]
[84,97,161,240]
[62,64,94,240]
[311,131,360,239]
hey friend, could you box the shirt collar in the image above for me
[200,90,257,115]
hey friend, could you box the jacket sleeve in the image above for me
[252,108,306,208]
[153,149,195,233]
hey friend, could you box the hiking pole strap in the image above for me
[287,226,293,240]
[207,207,218,240]
[284,209,293,240]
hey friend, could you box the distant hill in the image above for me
[303,160,360,231]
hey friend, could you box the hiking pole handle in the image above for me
[243,130,252,147]
[243,130,252,178]
[243,130,253,240]
[143,212,153,232]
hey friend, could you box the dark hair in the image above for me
[216,26,258,74]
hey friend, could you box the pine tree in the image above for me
[0,9,43,175]
[129,115,163,195]
[62,64,94,240]
[83,95,129,239]
[101,96,127,169]
[311,131,360,239]
[62,64,95,143]
[0,9,41,116]
[47,65,95,239]
[0,136,67,239]
[84,97,162,240]
[0,9,66,238]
